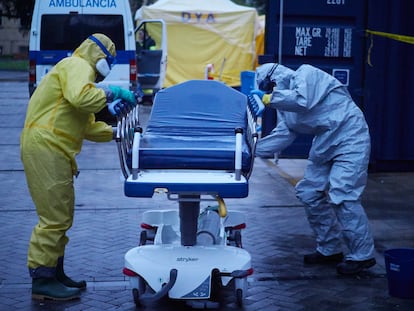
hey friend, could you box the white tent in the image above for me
[136,0,260,87]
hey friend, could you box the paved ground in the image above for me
[0,71,414,310]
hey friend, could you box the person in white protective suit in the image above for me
[250,63,376,275]
[20,33,137,301]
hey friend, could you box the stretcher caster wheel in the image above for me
[234,230,242,248]
[236,288,243,307]
[210,268,222,302]
[132,288,142,307]
[131,275,147,307]
[226,228,243,248]
[139,231,147,246]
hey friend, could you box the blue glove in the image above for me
[109,85,137,107]
[107,99,127,116]
[250,89,265,99]
[134,84,145,103]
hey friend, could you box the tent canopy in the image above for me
[136,0,260,87]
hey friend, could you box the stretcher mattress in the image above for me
[137,80,252,172]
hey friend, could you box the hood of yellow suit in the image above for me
[72,33,116,71]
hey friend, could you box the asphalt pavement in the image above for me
[0,70,413,310]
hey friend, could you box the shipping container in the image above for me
[364,0,414,171]
[260,0,414,171]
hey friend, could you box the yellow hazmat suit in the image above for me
[21,34,115,278]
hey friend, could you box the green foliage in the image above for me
[0,0,34,28]
[231,0,266,15]
[0,0,266,31]
[131,0,267,15]
[0,56,28,71]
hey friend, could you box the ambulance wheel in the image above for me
[139,230,147,246]
[236,288,243,307]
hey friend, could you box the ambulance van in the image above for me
[28,0,137,96]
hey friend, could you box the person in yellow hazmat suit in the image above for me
[20,33,137,301]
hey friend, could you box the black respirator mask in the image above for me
[258,64,278,94]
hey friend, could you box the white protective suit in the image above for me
[255,63,375,261]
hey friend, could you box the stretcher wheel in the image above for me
[234,231,242,248]
[236,288,243,307]
[132,288,142,307]
[139,230,147,246]
[132,276,147,307]
[210,269,222,302]
[227,230,243,248]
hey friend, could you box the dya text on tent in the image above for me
[181,12,215,24]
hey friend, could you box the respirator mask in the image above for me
[88,35,116,78]
[258,64,278,94]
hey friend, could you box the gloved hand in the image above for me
[250,89,265,100]
[134,84,145,103]
[107,98,127,116]
[109,85,137,107]
[250,89,272,105]
[262,94,271,105]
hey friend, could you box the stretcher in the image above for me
[114,80,264,308]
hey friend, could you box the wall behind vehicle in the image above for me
[0,4,30,55]
[260,0,414,171]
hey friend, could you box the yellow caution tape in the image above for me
[365,29,414,67]
[366,29,414,45]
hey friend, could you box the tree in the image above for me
[0,0,266,30]
[232,0,266,15]
[130,0,158,12]
[131,0,266,15]
[0,0,34,29]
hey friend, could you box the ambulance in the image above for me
[28,0,137,96]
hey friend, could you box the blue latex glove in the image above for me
[107,99,127,116]
[109,85,137,107]
[250,89,265,99]
[134,83,145,103]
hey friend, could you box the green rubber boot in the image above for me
[56,257,87,290]
[32,278,81,301]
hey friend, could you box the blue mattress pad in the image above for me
[135,80,252,173]
[137,133,251,171]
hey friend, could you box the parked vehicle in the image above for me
[29,0,138,97]
[135,19,167,98]
[28,0,168,122]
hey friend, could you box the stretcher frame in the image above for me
[114,80,264,308]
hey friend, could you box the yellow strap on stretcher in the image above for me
[215,195,227,218]
[365,29,414,67]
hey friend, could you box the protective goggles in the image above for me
[88,35,116,68]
